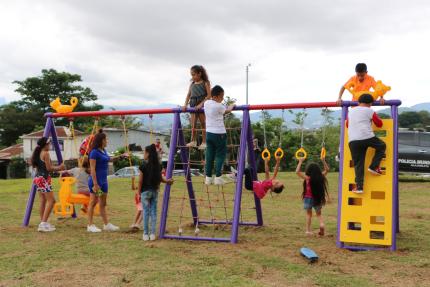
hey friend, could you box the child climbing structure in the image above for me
[337,100,401,251]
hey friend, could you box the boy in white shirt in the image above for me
[204,85,235,185]
[347,94,386,194]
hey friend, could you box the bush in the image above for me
[112,147,141,171]
[9,157,27,178]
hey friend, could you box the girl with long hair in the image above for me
[87,129,119,233]
[296,158,330,236]
[31,137,65,232]
[182,65,211,150]
[138,144,173,241]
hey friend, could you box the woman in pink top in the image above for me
[296,157,329,236]
[244,157,284,199]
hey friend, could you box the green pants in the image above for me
[205,132,227,177]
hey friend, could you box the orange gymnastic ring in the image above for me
[274,147,284,160]
[261,148,271,160]
[320,147,326,160]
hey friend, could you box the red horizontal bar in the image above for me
[46,100,401,118]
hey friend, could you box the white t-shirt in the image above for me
[69,167,90,192]
[347,106,375,142]
[204,100,227,134]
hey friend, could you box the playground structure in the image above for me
[22,100,401,251]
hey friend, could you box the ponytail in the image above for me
[31,137,50,168]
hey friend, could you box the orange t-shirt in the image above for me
[344,74,376,93]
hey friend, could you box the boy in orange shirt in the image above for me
[337,63,385,105]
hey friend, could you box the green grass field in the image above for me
[1,173,430,287]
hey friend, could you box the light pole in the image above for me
[246,63,251,105]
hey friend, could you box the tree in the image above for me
[399,111,423,129]
[378,112,391,119]
[0,69,102,146]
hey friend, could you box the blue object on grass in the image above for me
[300,247,318,262]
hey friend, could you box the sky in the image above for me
[0,0,429,109]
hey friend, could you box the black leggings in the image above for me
[244,168,254,191]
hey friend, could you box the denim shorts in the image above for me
[303,197,322,212]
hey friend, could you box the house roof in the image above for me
[0,143,23,160]
[21,126,85,139]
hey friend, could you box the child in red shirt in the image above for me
[244,157,284,199]
[296,157,330,236]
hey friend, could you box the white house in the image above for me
[103,127,169,159]
[21,126,86,163]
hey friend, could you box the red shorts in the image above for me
[33,176,52,193]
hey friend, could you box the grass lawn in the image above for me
[1,172,430,287]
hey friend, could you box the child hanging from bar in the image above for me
[204,85,235,185]
[295,157,330,236]
[244,156,285,199]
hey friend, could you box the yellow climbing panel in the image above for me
[340,119,394,246]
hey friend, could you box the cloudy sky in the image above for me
[0,0,429,108]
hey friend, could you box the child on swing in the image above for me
[295,157,330,236]
[244,156,285,199]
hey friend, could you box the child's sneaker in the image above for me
[103,223,120,231]
[351,188,363,194]
[45,222,56,231]
[214,176,226,185]
[149,234,156,241]
[87,224,102,233]
[143,234,150,241]
[37,222,55,232]
[186,141,197,148]
[368,167,383,175]
[205,176,213,185]
[198,143,207,150]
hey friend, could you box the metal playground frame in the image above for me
[22,100,401,250]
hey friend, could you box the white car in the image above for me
[108,166,140,179]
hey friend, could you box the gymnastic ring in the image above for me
[320,147,326,160]
[261,148,271,160]
[295,147,307,160]
[274,147,284,160]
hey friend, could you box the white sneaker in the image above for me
[198,143,207,150]
[149,234,156,241]
[87,224,102,233]
[143,234,150,241]
[186,141,197,148]
[45,222,56,231]
[214,176,226,185]
[205,176,213,185]
[37,222,55,232]
[103,223,120,231]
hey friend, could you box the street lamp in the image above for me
[246,63,251,105]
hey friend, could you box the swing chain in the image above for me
[299,109,306,148]
[262,110,268,149]
[321,107,329,148]
[278,109,285,148]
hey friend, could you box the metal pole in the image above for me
[246,64,251,105]
[159,112,180,238]
[336,106,348,247]
[231,109,250,243]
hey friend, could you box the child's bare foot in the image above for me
[305,231,314,236]
[318,226,325,236]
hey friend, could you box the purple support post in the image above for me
[336,106,348,248]
[246,115,263,226]
[177,116,198,224]
[391,105,399,250]
[159,112,180,238]
[22,118,54,227]
[231,109,250,243]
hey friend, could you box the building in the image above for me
[21,126,86,164]
[0,143,24,179]
[102,128,169,159]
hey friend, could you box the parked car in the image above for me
[398,131,430,173]
[172,169,203,176]
[108,166,140,179]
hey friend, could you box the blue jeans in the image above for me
[141,190,158,235]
